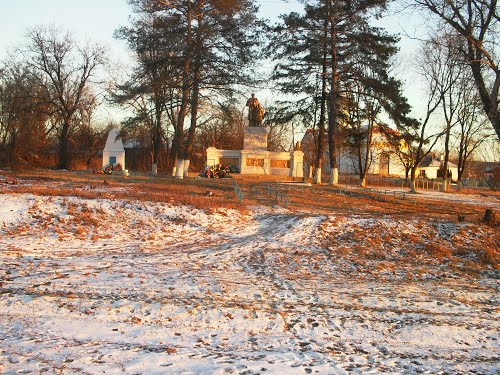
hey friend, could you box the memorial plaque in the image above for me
[246,158,264,167]
[271,160,290,168]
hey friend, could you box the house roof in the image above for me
[419,155,457,169]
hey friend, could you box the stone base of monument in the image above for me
[206,127,304,178]
[243,126,268,151]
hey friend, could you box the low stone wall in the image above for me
[206,148,303,178]
[206,126,304,178]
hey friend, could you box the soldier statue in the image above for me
[246,93,265,127]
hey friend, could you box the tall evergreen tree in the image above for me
[270,0,415,185]
[114,11,183,173]
[124,0,261,177]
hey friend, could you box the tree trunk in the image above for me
[175,158,185,179]
[468,45,500,141]
[327,1,338,186]
[492,112,500,141]
[313,15,329,185]
[410,167,417,194]
[172,0,192,176]
[442,121,451,191]
[58,120,71,170]
[183,15,202,179]
[152,108,162,175]
[183,159,190,178]
[314,167,322,184]
[360,176,366,187]
[327,151,338,185]
[8,131,17,164]
[328,168,338,185]
[170,152,178,176]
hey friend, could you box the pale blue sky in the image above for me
[0,0,131,61]
[0,0,303,60]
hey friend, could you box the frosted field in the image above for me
[0,177,499,374]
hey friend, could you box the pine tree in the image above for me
[270,0,415,185]
[123,0,261,177]
[114,12,183,173]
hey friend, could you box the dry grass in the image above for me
[2,169,498,270]
[1,170,245,213]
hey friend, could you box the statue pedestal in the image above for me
[240,127,269,174]
[243,127,268,151]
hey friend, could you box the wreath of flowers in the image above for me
[205,163,239,178]
[93,163,124,175]
[104,164,114,174]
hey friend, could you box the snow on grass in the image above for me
[380,185,500,208]
[0,192,498,374]
[0,194,32,226]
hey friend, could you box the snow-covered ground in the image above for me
[0,185,499,374]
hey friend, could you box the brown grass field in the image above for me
[2,168,498,270]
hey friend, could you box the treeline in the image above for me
[0,0,498,187]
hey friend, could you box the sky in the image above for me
[0,0,132,63]
[0,0,427,123]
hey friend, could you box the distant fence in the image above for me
[337,174,492,191]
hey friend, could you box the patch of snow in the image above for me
[0,192,498,374]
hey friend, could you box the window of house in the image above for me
[109,156,117,165]
[419,169,426,178]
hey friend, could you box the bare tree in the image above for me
[114,10,182,174]
[414,0,500,140]
[406,96,442,193]
[343,82,381,187]
[422,34,465,190]
[0,64,51,167]
[195,101,245,151]
[454,78,494,188]
[387,41,445,193]
[19,26,107,169]
[70,88,107,169]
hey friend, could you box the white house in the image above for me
[417,154,458,181]
[301,126,407,178]
[102,128,125,169]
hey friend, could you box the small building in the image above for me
[102,128,125,169]
[417,155,458,181]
